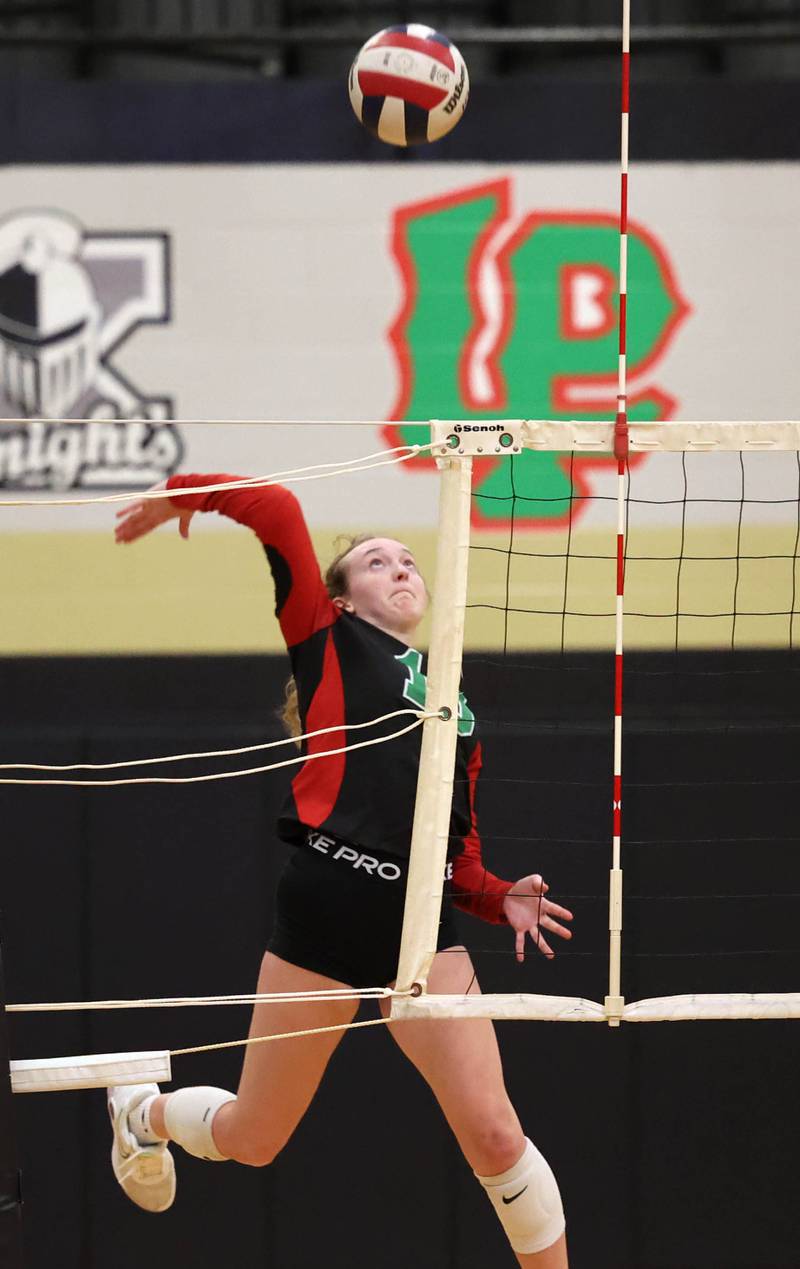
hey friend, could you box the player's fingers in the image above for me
[541,915,572,940]
[117,508,146,531]
[119,500,147,519]
[115,511,151,543]
[544,899,573,921]
[515,929,525,964]
[516,875,548,898]
[115,516,138,541]
[533,929,555,959]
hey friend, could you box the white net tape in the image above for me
[18,987,800,1095]
[390,993,800,1024]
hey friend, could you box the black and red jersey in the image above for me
[167,474,512,925]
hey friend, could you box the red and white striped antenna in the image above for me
[606,0,631,1026]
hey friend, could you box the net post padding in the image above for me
[392,456,474,998]
[10,1050,172,1094]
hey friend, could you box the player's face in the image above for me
[339,538,428,637]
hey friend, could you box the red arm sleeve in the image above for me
[166,473,336,647]
[451,742,512,925]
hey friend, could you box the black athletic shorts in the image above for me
[267,830,461,988]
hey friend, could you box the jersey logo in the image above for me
[396,648,475,737]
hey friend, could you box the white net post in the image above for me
[392,455,473,1001]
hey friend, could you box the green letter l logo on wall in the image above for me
[383,177,690,529]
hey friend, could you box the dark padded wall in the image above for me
[2,653,799,1269]
[1,77,800,164]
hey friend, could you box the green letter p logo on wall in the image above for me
[383,178,690,528]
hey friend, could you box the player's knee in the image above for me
[219,1110,293,1168]
[227,1137,282,1169]
[476,1137,565,1256]
[469,1108,525,1175]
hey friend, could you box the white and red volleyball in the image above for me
[348,24,469,147]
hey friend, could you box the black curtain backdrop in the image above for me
[0,938,24,1269]
[1,652,799,1269]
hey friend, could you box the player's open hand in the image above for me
[502,874,573,963]
[115,481,195,544]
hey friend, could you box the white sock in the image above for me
[129,1094,165,1146]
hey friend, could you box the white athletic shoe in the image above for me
[107,1083,176,1213]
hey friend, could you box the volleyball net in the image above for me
[392,418,800,1024]
[3,417,800,1098]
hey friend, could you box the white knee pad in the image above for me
[476,1137,565,1255]
[163,1087,237,1162]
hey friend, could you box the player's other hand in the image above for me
[502,874,574,963]
[115,481,195,544]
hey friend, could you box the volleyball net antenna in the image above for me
[392,418,800,1026]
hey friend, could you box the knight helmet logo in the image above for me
[0,209,182,491]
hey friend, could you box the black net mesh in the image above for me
[441,447,800,1005]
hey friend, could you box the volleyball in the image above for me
[348,24,469,147]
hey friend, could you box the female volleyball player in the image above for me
[108,474,573,1268]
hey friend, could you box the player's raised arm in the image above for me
[116,473,336,648]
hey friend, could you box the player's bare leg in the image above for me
[383,948,568,1268]
[147,952,358,1165]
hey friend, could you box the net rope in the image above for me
[171,1016,393,1059]
[0,442,431,509]
[0,708,432,775]
[8,986,404,1014]
[0,711,433,787]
